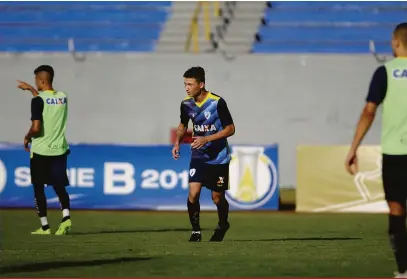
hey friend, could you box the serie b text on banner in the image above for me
[0,143,279,211]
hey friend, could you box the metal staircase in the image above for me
[156,1,267,54]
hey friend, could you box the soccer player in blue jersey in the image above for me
[172,66,235,242]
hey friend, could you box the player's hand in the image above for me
[16,80,34,91]
[191,136,209,149]
[24,136,31,152]
[345,149,358,175]
[172,144,180,160]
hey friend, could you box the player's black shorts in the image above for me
[189,159,229,192]
[30,150,70,187]
[382,154,407,204]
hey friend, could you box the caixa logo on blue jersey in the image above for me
[193,124,217,132]
[46,97,66,105]
[226,146,278,210]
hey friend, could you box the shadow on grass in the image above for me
[233,237,362,242]
[70,228,210,236]
[0,257,154,274]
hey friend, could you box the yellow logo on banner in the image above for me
[236,166,258,202]
[226,146,278,209]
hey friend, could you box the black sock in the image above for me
[33,184,47,219]
[53,185,71,222]
[53,185,70,210]
[216,198,229,227]
[187,200,201,231]
[53,185,70,221]
[389,215,407,273]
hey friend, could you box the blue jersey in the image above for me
[180,92,234,164]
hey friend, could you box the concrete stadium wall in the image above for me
[0,53,385,187]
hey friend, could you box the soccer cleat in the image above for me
[209,222,230,242]
[189,231,202,242]
[31,227,51,235]
[55,219,72,235]
[394,271,407,278]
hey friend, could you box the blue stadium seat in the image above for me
[258,26,393,41]
[0,1,172,52]
[263,10,406,23]
[253,1,404,54]
[252,41,390,54]
[269,1,406,8]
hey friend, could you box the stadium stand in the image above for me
[0,1,172,52]
[253,1,407,54]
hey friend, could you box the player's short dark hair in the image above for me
[394,22,407,46]
[34,65,54,83]
[183,66,205,83]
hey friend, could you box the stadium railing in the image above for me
[184,1,220,53]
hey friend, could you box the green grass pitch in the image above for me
[0,209,394,277]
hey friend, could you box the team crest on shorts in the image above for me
[190,168,196,177]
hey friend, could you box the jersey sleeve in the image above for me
[365,65,387,105]
[180,103,190,126]
[217,98,234,127]
[31,97,44,121]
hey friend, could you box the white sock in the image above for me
[62,209,70,218]
[40,217,48,226]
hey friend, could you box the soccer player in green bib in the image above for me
[17,65,72,235]
[346,23,407,278]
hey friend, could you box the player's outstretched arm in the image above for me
[16,80,39,97]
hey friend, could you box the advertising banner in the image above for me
[296,145,388,213]
[0,143,279,211]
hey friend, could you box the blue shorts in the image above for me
[189,159,230,192]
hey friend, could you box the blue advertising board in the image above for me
[0,143,279,211]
